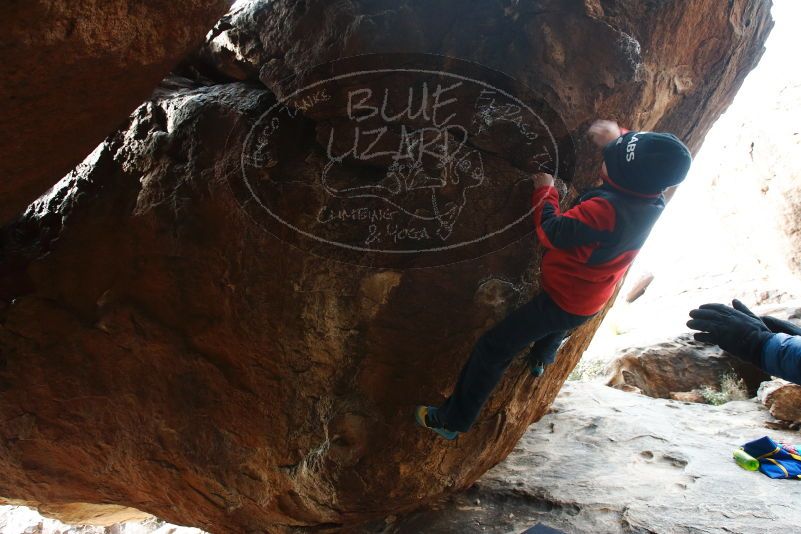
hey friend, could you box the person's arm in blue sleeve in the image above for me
[761,333,801,385]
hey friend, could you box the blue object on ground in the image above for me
[741,436,801,479]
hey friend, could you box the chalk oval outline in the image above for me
[240,60,561,255]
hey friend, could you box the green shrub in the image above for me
[568,358,608,381]
[700,373,748,405]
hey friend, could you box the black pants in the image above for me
[439,291,593,432]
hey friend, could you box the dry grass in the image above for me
[700,373,749,405]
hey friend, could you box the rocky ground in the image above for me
[377,382,801,534]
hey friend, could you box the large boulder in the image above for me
[0,0,772,531]
[0,0,231,224]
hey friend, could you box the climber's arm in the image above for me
[761,333,801,385]
[532,180,615,250]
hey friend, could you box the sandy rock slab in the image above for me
[380,382,801,534]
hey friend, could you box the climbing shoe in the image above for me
[414,405,458,441]
[526,336,566,377]
[528,359,546,377]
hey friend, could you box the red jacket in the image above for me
[532,182,665,316]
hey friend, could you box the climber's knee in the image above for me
[473,330,515,369]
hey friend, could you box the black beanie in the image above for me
[603,131,692,196]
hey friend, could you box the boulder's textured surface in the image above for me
[0,0,231,224]
[759,379,801,423]
[0,0,773,531]
[384,382,801,534]
[605,334,770,398]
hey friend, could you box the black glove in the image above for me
[760,315,801,336]
[686,299,774,366]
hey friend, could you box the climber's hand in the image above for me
[760,315,801,336]
[687,302,773,366]
[731,298,762,321]
[588,119,622,147]
[533,172,554,189]
[732,298,801,336]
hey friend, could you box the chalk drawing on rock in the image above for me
[235,53,575,267]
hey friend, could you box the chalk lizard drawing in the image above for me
[320,124,485,241]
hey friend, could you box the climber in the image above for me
[687,300,801,385]
[415,119,693,440]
